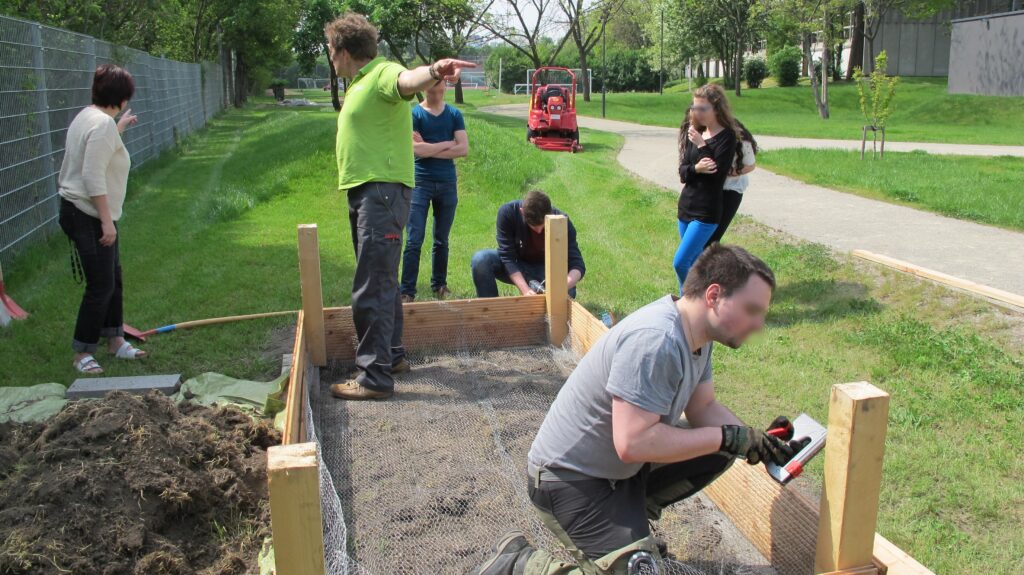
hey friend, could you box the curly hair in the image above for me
[324,12,378,61]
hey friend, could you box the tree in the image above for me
[219,0,302,106]
[413,0,494,104]
[558,0,626,101]
[293,0,343,110]
[481,0,574,69]
[860,0,952,72]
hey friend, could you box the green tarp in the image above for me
[0,383,68,423]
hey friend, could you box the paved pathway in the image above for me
[483,104,1024,295]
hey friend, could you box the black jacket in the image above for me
[496,200,586,278]
[677,128,738,223]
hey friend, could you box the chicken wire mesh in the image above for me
[301,306,785,575]
[0,15,228,267]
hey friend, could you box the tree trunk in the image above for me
[866,37,877,72]
[233,54,247,108]
[803,35,828,119]
[734,36,743,96]
[328,55,341,112]
[847,2,865,79]
[454,77,465,104]
[580,49,591,102]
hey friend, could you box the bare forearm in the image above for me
[432,143,468,159]
[91,195,114,225]
[619,424,722,464]
[567,268,582,289]
[509,271,532,294]
[414,141,454,158]
[687,400,743,428]
[398,66,439,97]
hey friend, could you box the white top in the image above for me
[57,106,131,221]
[722,140,755,194]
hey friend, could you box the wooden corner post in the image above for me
[268,442,326,575]
[297,224,326,366]
[815,381,890,574]
[544,214,569,346]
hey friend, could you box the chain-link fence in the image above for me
[0,15,230,267]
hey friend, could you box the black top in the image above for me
[677,128,738,223]
[496,200,586,277]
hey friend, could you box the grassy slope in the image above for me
[1,101,1021,574]
[454,78,1024,146]
[756,148,1024,231]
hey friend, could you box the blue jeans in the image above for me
[673,218,718,294]
[400,180,458,298]
[471,249,577,298]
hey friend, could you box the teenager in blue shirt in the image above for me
[400,80,469,301]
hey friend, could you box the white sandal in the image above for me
[74,355,103,374]
[113,340,147,359]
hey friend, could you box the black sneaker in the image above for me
[474,531,531,575]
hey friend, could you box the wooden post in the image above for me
[297,224,326,366]
[815,382,890,574]
[268,442,326,575]
[544,214,569,346]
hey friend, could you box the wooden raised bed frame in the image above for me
[267,217,934,575]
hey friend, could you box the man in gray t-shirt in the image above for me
[474,244,809,575]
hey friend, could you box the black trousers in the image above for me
[347,182,412,391]
[59,199,124,354]
[528,453,734,561]
[705,189,743,247]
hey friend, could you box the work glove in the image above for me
[720,425,810,466]
[766,416,795,441]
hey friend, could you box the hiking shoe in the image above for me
[474,531,531,575]
[627,551,660,575]
[432,285,451,300]
[391,358,411,375]
[329,380,392,401]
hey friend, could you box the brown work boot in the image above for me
[432,285,451,300]
[400,294,414,304]
[391,358,411,374]
[329,380,392,401]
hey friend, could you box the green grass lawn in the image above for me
[756,148,1024,231]
[455,77,1024,146]
[1,101,1021,574]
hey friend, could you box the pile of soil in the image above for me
[0,391,279,575]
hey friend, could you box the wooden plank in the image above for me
[268,442,326,575]
[568,300,609,356]
[283,310,307,445]
[323,296,548,361]
[298,224,327,366]
[702,457,821,574]
[852,249,1024,310]
[815,382,890,573]
[544,214,569,346]
[819,567,878,575]
[872,533,935,575]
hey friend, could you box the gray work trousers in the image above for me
[347,182,412,391]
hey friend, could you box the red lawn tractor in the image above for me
[527,67,582,153]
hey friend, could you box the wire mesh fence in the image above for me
[0,14,229,267]
[302,305,785,575]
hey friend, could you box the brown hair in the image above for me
[682,243,776,298]
[521,190,552,226]
[91,64,134,108]
[324,12,378,61]
[677,84,741,160]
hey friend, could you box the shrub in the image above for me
[768,45,802,87]
[744,57,768,88]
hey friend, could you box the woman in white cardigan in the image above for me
[58,64,145,374]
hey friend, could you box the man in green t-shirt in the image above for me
[324,13,475,401]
